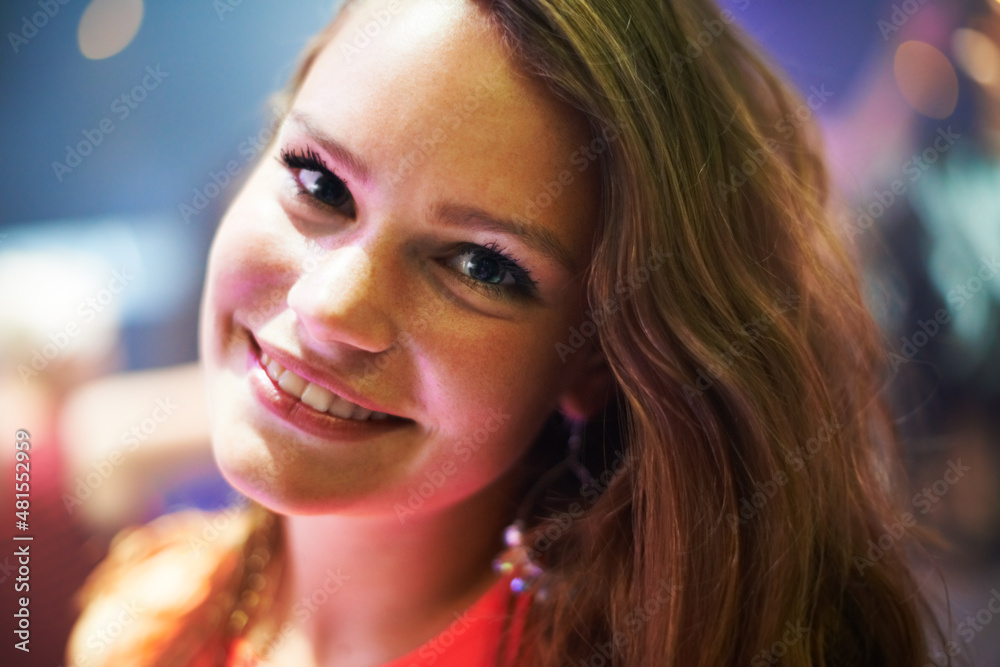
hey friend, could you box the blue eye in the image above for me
[450,242,537,300]
[460,250,511,285]
[280,147,356,216]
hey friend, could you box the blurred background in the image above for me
[0,0,997,664]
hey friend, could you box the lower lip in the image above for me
[246,346,413,441]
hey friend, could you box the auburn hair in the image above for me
[301,1,940,664]
[71,1,945,665]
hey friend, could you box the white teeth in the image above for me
[277,370,307,398]
[263,355,394,421]
[266,359,284,382]
[300,382,334,412]
[327,395,357,420]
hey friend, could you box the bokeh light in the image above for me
[78,0,144,60]
[953,27,1000,89]
[893,40,960,119]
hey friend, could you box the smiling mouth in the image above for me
[260,352,398,422]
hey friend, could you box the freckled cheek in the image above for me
[423,330,564,451]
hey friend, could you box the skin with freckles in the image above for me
[64,1,942,664]
[198,0,611,662]
[201,0,607,519]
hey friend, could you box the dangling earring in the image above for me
[493,419,592,599]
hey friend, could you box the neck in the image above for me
[266,468,521,666]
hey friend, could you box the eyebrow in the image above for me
[288,111,578,273]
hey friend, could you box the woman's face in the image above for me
[200,0,606,516]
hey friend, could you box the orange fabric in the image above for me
[66,509,252,667]
[68,508,534,666]
[226,573,532,666]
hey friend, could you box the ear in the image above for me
[556,342,615,421]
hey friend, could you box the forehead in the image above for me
[290,0,600,262]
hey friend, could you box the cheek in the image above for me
[212,198,290,304]
[415,320,572,478]
[203,172,298,345]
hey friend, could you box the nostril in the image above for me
[287,258,396,354]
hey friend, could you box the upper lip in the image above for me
[254,337,409,420]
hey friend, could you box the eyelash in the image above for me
[279,147,355,215]
[278,144,538,301]
[453,241,538,300]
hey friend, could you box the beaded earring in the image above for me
[492,419,593,600]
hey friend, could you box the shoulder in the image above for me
[66,505,255,667]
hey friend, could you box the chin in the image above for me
[208,415,410,518]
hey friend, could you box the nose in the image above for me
[287,244,397,354]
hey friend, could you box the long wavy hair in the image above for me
[71,1,944,665]
[451,2,939,665]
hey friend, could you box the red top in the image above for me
[226,573,532,666]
